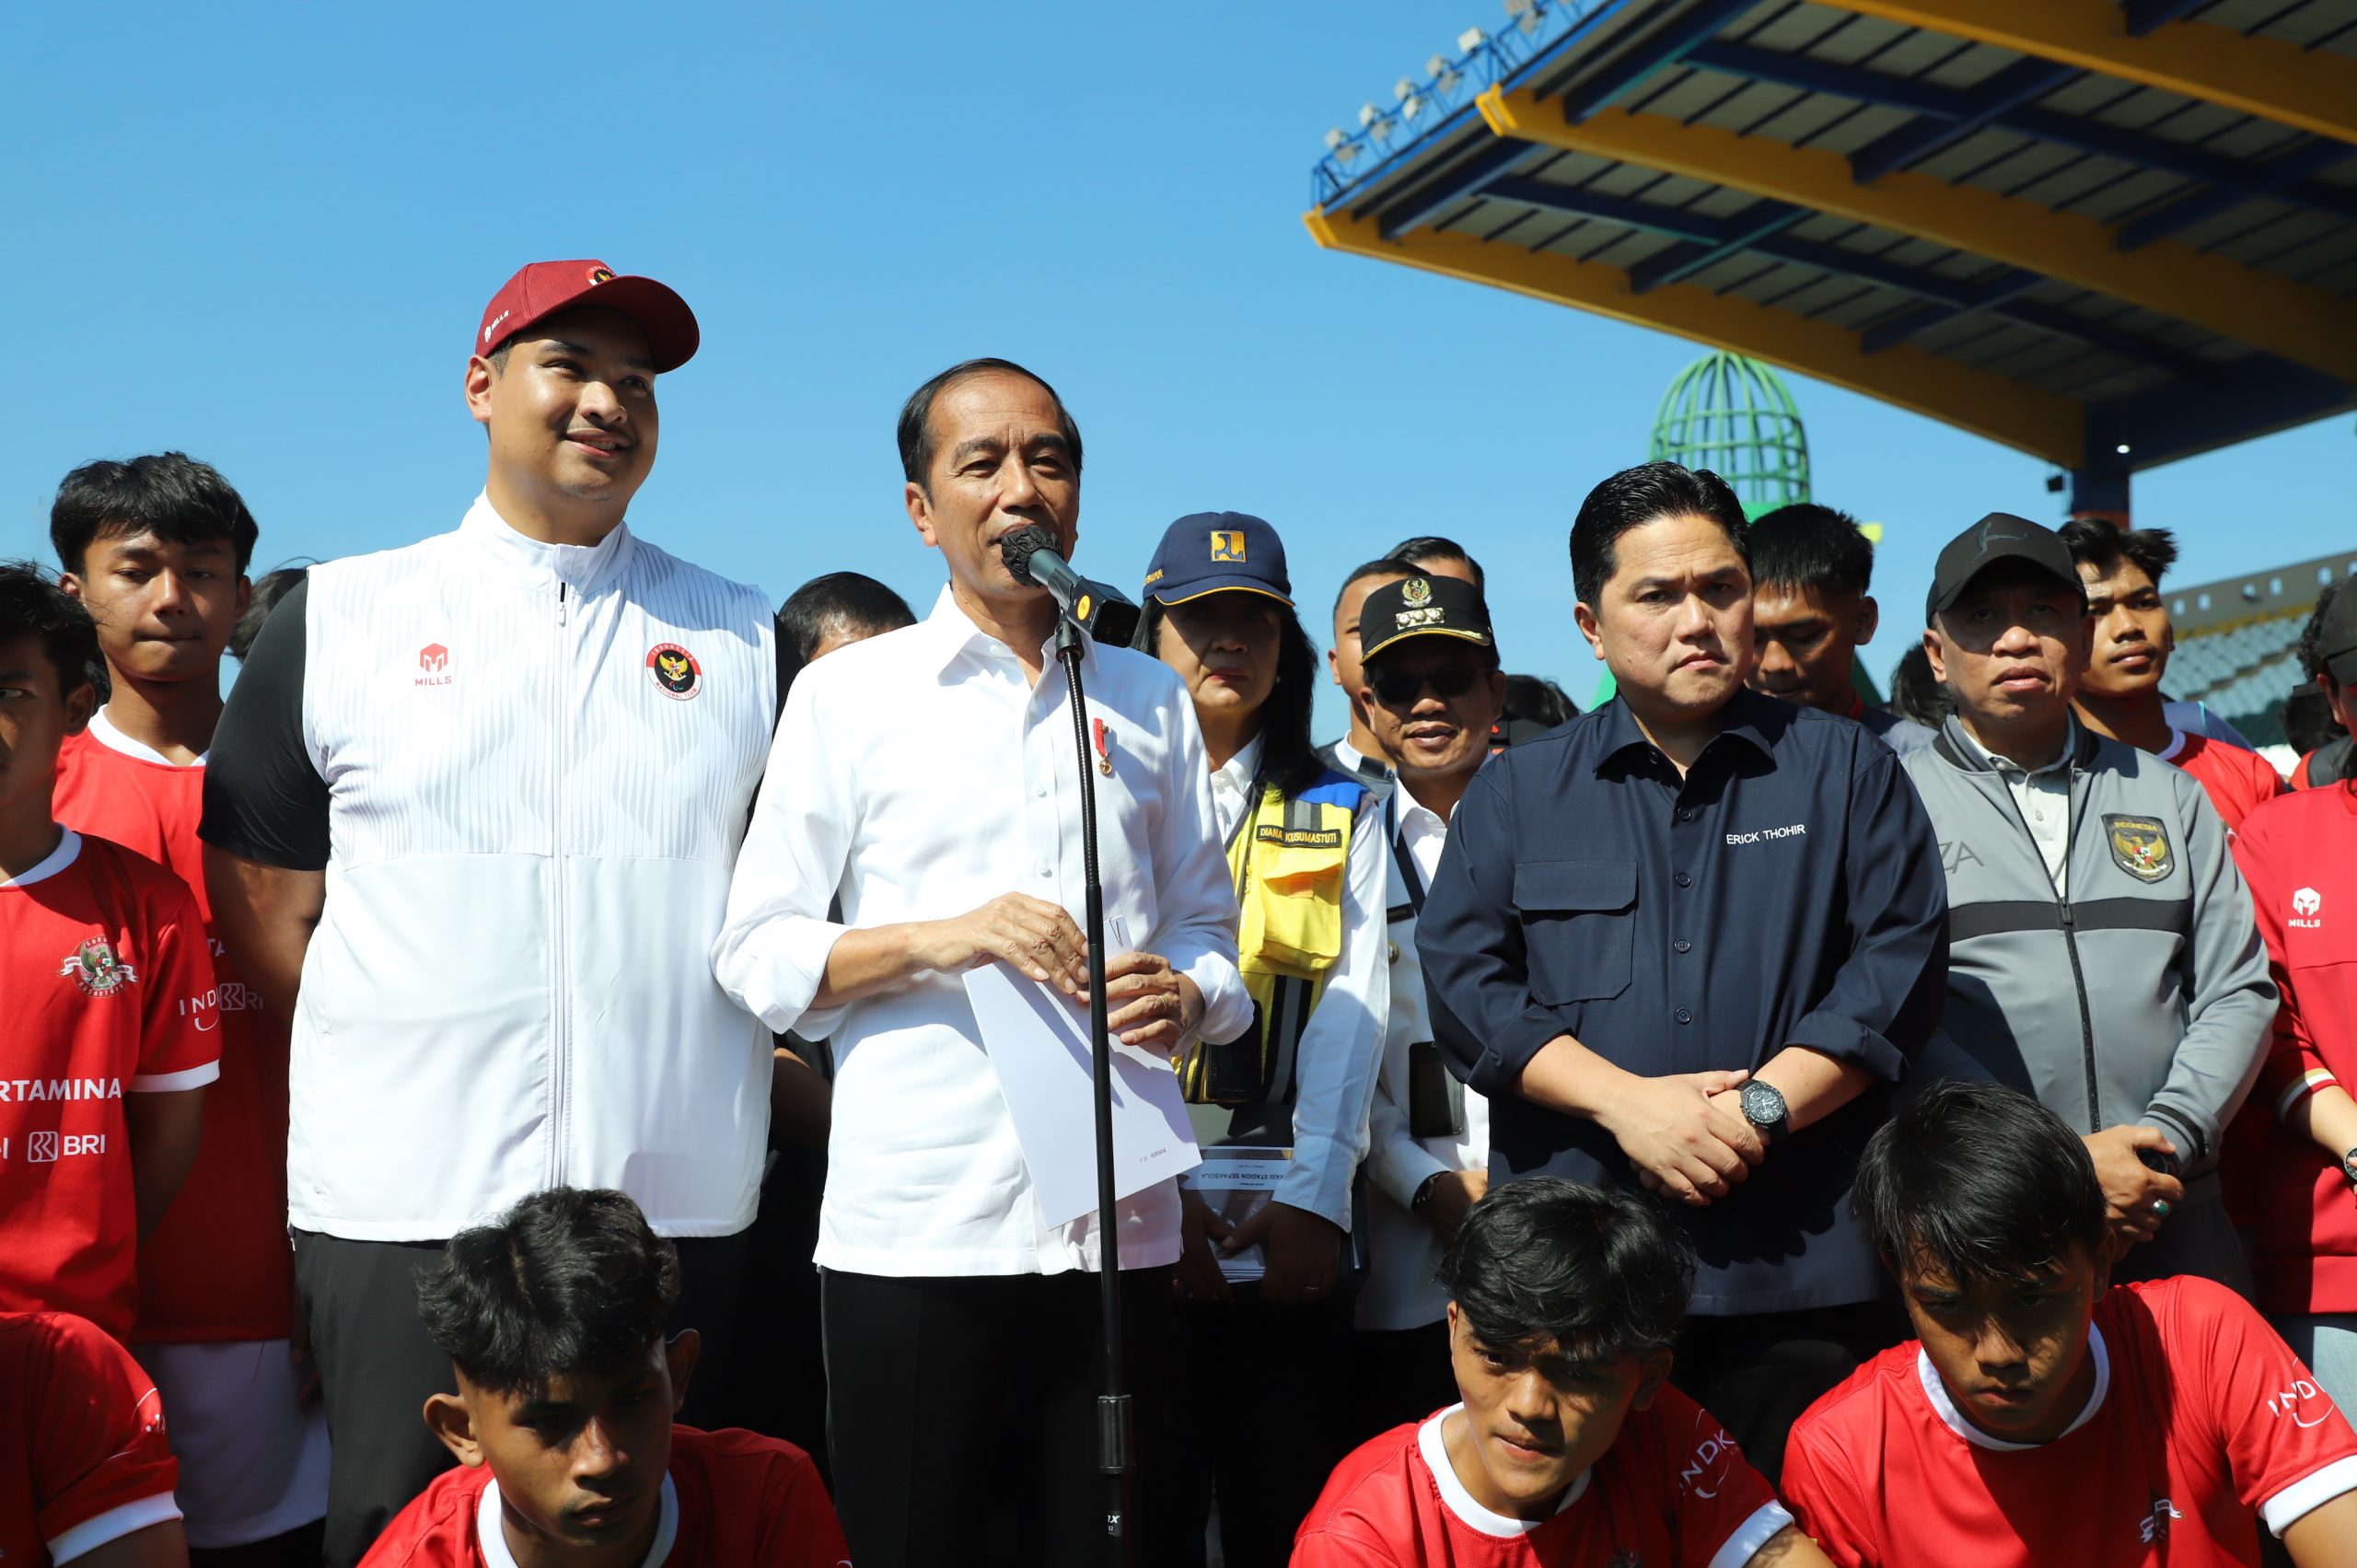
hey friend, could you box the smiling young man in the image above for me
[1296,1178,1828,1567]
[49,454,331,1563]
[0,564,218,1342]
[1416,461,1946,1481]
[200,261,780,1563]
[2060,517,2285,833]
[1350,574,1507,1436]
[1743,503,1931,754]
[1784,1080,2357,1567]
[712,358,1248,1566]
[361,1188,845,1568]
[1906,513,2273,1294]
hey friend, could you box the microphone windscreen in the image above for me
[997,524,1056,587]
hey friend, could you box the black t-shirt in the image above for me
[200,576,330,872]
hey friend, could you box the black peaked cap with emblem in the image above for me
[1926,512,2084,623]
[1360,575,1496,662]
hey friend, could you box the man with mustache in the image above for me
[1416,460,1948,1481]
[200,261,781,1562]
[1904,513,2273,1294]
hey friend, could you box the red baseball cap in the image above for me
[474,260,700,374]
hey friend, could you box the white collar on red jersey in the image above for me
[1417,1405,1590,1537]
[2,829,82,890]
[474,1472,679,1568]
[1917,1323,2111,1451]
[87,706,206,768]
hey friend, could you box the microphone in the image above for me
[998,526,1143,646]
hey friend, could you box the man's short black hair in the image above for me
[0,561,109,703]
[1386,535,1487,593]
[1854,1081,2107,1288]
[1747,503,1874,598]
[1330,555,1416,624]
[1887,643,1951,728]
[1570,461,1749,610]
[897,358,1083,489]
[781,572,915,657]
[2059,516,2179,589]
[2300,581,2343,684]
[417,1188,681,1400]
[231,564,312,664]
[50,452,259,577]
[1439,1179,1694,1364]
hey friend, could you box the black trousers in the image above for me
[1346,1319,1459,1447]
[821,1267,1176,1568]
[722,1147,832,1481]
[1165,1288,1355,1568]
[296,1226,749,1566]
[1669,1297,1906,1486]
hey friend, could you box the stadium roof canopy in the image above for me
[1306,0,2357,513]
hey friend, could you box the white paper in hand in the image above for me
[962,959,1203,1228]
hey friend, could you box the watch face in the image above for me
[1741,1081,1787,1125]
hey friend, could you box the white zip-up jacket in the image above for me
[201,497,778,1241]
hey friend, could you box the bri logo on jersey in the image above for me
[59,937,137,997]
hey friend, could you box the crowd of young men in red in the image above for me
[7,254,2357,1568]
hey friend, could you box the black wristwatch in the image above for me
[1411,1171,1446,1214]
[1739,1080,1790,1146]
[2340,1147,2357,1194]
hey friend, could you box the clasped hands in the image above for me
[923,891,1202,1052]
[1602,1069,1767,1207]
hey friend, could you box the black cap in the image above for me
[1360,574,1495,662]
[1925,512,2084,622]
[2320,584,2357,686]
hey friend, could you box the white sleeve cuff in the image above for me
[1707,1502,1795,1568]
[49,1493,183,1563]
[128,1060,220,1093]
[2263,1453,2357,1537]
[1273,1139,1355,1232]
[2279,1068,2340,1122]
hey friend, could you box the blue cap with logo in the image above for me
[1141,512,1293,607]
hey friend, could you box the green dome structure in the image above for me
[1648,353,1811,519]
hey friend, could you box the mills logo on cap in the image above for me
[1360,575,1495,661]
[474,260,701,374]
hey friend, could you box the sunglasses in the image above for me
[1369,665,1483,706]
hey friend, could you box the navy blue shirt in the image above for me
[1418,688,1947,1313]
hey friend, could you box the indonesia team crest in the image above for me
[60,936,137,998]
[2103,813,2174,883]
[646,643,702,701]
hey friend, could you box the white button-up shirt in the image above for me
[713,587,1250,1276]
[1202,736,1388,1230]
[1358,784,1491,1330]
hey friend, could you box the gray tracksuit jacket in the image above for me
[1903,717,2274,1184]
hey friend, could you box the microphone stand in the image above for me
[1055,614,1134,1567]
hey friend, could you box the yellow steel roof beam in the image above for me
[1477,87,2357,386]
[1817,0,2357,147]
[1302,204,2085,465]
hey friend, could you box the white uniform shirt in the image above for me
[1357,784,1491,1331]
[1203,736,1389,1230]
[1959,719,2077,896]
[713,587,1251,1276]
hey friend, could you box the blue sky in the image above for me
[6,1,2350,727]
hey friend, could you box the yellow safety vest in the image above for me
[1178,772,1371,1107]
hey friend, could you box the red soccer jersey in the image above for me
[0,830,221,1342]
[2227,782,2357,1314]
[0,1310,181,1567]
[1782,1277,2357,1568]
[54,718,289,1342]
[1292,1392,1792,1567]
[360,1425,849,1568]
[2162,730,2287,836]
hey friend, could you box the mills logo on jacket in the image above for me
[1902,717,2275,1177]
